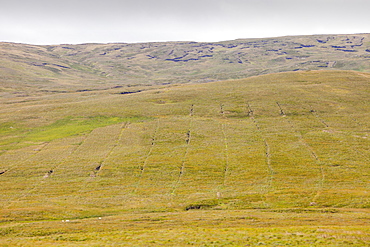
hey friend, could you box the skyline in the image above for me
[1,0,370,45]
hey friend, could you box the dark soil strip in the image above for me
[171,105,194,195]
[221,122,229,186]
[3,142,50,175]
[276,102,285,116]
[133,119,160,193]
[92,122,130,177]
[309,107,329,128]
[2,142,52,208]
[278,103,325,204]
[246,103,274,192]
[190,104,194,116]
[219,103,230,186]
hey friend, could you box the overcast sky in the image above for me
[1,0,369,45]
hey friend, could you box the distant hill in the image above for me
[1,33,370,95]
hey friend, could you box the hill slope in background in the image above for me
[1,33,370,96]
[0,70,369,245]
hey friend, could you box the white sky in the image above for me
[1,0,369,45]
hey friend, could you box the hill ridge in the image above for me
[1,33,370,96]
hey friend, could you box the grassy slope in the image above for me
[0,70,369,245]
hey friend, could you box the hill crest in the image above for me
[1,33,370,96]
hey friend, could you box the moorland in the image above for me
[0,34,369,246]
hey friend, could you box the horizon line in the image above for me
[1,32,369,46]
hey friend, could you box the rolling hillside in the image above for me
[0,70,369,245]
[1,33,370,97]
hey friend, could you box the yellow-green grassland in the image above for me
[1,67,369,245]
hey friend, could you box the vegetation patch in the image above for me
[24,115,153,142]
[185,199,219,211]
[267,208,339,214]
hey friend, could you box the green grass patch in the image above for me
[0,122,19,136]
[23,115,153,143]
